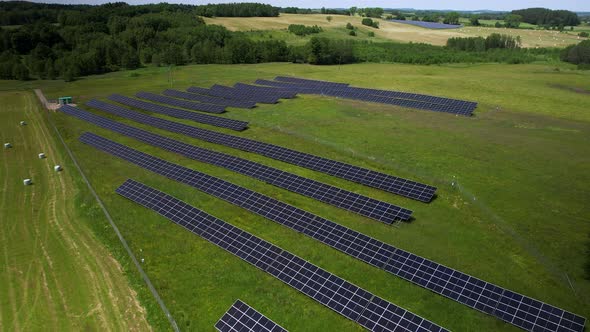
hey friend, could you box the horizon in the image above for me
[23,0,590,13]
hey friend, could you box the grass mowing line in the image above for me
[36,90,180,332]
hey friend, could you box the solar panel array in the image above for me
[210,85,283,104]
[83,98,436,202]
[275,76,349,88]
[87,99,247,132]
[162,89,257,109]
[107,94,247,131]
[62,105,411,223]
[233,83,298,99]
[388,20,463,29]
[187,86,279,104]
[254,79,475,116]
[115,179,449,332]
[136,91,226,113]
[79,131,586,332]
[215,300,287,332]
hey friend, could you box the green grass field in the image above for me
[2,61,589,331]
[0,91,152,331]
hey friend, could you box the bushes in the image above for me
[349,30,357,36]
[288,24,322,36]
[361,18,379,29]
[447,34,521,51]
[560,40,590,68]
[579,32,589,38]
[346,22,354,30]
[368,31,375,37]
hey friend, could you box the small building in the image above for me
[54,165,62,172]
[20,121,26,126]
[58,97,73,105]
[23,179,32,186]
[4,143,11,149]
[38,153,46,159]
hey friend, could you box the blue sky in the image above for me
[33,0,589,11]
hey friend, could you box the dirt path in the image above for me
[0,91,152,331]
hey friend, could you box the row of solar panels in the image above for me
[82,98,437,203]
[116,179,448,332]
[63,104,412,223]
[121,77,475,116]
[60,102,585,331]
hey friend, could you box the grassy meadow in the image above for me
[1,61,589,331]
[0,91,152,331]
[204,13,584,47]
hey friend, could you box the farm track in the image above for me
[0,91,152,331]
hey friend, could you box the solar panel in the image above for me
[273,76,476,110]
[88,99,247,132]
[210,85,283,104]
[136,91,226,113]
[106,94,249,131]
[80,100,436,202]
[185,85,279,104]
[256,80,474,116]
[232,83,298,99]
[215,300,287,332]
[115,179,449,332]
[257,78,477,116]
[274,76,349,88]
[162,89,257,109]
[85,133,586,332]
[63,105,412,223]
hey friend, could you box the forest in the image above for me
[0,2,582,81]
[511,8,580,27]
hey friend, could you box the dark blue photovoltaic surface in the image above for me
[64,104,412,223]
[215,300,287,332]
[80,100,438,202]
[84,133,586,332]
[255,77,477,116]
[115,179,449,332]
[162,89,257,109]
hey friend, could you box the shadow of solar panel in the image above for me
[215,300,287,332]
[83,132,585,332]
[115,179,449,332]
[162,89,257,109]
[63,105,411,223]
[136,91,226,113]
[88,99,247,131]
[83,99,437,202]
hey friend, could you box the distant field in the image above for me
[3,61,587,331]
[0,91,151,331]
[204,14,583,47]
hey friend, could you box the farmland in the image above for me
[204,13,585,47]
[2,61,587,331]
[0,90,152,331]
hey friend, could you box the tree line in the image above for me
[287,24,322,36]
[0,2,579,81]
[289,36,559,66]
[447,34,522,51]
[194,3,279,18]
[511,8,580,27]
